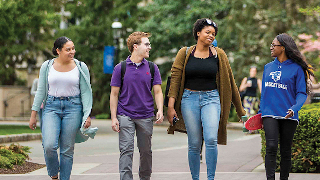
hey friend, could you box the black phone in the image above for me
[172,116,178,125]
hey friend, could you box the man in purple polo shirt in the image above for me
[110,32,163,180]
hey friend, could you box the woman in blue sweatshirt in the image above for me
[260,33,312,180]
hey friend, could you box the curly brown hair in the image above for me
[127,32,151,53]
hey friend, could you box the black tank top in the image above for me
[245,77,258,97]
[184,49,219,91]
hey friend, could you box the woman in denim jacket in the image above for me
[29,36,97,180]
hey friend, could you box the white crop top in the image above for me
[48,66,80,97]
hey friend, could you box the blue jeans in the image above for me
[181,89,221,180]
[41,95,82,180]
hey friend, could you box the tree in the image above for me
[135,0,230,80]
[139,0,320,84]
[298,32,320,79]
[221,0,320,83]
[0,0,58,85]
[57,0,147,115]
[138,0,230,58]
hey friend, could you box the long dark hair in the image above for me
[276,33,313,94]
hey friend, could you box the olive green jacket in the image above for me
[167,45,245,145]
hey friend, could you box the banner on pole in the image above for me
[103,46,115,74]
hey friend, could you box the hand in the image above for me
[84,117,91,128]
[111,118,120,132]
[29,116,37,130]
[285,110,294,119]
[239,115,248,123]
[167,107,178,125]
[246,81,252,87]
[155,110,164,124]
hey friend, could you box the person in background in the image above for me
[29,36,97,180]
[30,75,44,124]
[110,32,163,180]
[239,66,262,132]
[167,18,245,180]
[308,74,320,103]
[259,33,313,180]
[30,77,39,96]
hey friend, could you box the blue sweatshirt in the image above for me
[259,58,307,121]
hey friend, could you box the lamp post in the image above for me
[112,21,122,64]
[56,6,71,29]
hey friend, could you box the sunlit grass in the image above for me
[0,125,41,135]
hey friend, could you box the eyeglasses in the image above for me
[135,42,151,48]
[144,43,151,48]
[270,44,282,48]
[205,19,217,28]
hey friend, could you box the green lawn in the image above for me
[0,125,41,135]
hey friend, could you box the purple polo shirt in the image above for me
[110,56,162,119]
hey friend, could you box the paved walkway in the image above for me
[1,120,319,180]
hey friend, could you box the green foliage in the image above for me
[138,0,230,76]
[0,0,59,85]
[95,113,110,119]
[57,0,145,115]
[139,0,320,85]
[0,143,31,169]
[1,0,319,116]
[0,125,41,135]
[228,107,240,122]
[260,103,320,173]
[299,6,320,16]
[297,32,320,80]
[0,155,13,169]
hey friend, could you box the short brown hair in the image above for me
[127,32,151,53]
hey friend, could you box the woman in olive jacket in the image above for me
[167,18,245,180]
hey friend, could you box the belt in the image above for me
[185,88,215,92]
[53,97,71,101]
[50,96,80,101]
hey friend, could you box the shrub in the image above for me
[228,106,240,122]
[260,102,320,173]
[0,143,31,169]
[0,155,13,169]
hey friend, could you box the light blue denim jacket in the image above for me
[31,58,98,143]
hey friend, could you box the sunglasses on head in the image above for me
[205,19,217,28]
